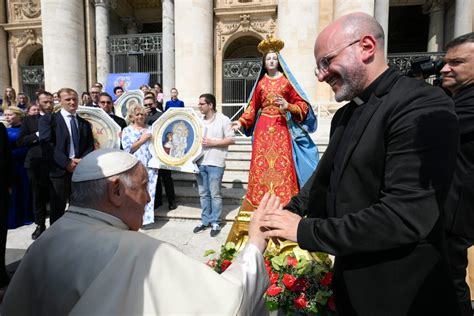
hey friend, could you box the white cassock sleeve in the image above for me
[221,243,270,315]
[68,239,269,315]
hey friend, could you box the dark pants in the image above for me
[27,162,50,227]
[0,186,9,287]
[49,173,72,224]
[155,169,175,206]
[446,232,474,316]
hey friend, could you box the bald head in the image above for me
[316,12,385,58]
[314,12,388,102]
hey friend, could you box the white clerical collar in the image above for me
[353,97,364,106]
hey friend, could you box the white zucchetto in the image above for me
[72,149,139,182]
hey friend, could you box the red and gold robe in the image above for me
[239,74,309,211]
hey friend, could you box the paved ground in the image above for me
[5,204,240,277]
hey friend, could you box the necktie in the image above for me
[69,114,80,157]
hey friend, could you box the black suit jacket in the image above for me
[110,114,127,130]
[445,85,474,239]
[39,112,94,178]
[286,68,460,315]
[17,114,43,168]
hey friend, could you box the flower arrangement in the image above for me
[205,242,336,315]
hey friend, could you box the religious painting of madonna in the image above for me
[113,90,144,120]
[150,108,204,173]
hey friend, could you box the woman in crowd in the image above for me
[154,83,164,110]
[231,37,318,212]
[0,123,11,288]
[1,87,17,115]
[26,104,40,116]
[139,84,150,94]
[4,106,32,228]
[81,92,91,106]
[121,104,157,227]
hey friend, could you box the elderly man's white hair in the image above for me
[70,149,141,208]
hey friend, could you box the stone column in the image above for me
[278,0,319,104]
[333,0,375,19]
[41,0,87,93]
[174,0,213,106]
[0,0,10,92]
[374,0,389,58]
[95,0,110,86]
[425,1,445,52]
[454,0,473,37]
[162,0,175,102]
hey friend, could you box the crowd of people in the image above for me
[0,83,188,239]
[0,11,473,315]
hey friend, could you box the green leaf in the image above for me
[265,300,279,311]
[271,253,286,269]
[203,249,216,257]
[315,290,331,305]
[224,242,236,251]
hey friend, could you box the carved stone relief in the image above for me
[8,0,41,23]
[216,14,276,50]
[9,29,42,58]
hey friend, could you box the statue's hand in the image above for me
[230,121,242,131]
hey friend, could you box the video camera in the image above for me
[406,56,445,86]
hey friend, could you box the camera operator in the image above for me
[442,32,474,316]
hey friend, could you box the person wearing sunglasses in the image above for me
[98,92,126,130]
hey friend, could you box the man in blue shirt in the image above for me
[164,88,185,111]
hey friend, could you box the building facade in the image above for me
[0,0,473,116]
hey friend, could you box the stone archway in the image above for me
[219,34,263,119]
[214,11,276,106]
[19,46,44,101]
[7,28,42,95]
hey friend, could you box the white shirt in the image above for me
[60,108,77,158]
[199,112,234,168]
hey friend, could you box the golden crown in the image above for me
[257,36,285,55]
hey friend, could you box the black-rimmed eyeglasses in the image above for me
[314,39,360,78]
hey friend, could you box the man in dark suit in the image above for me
[261,12,461,315]
[441,32,474,316]
[98,92,127,130]
[144,95,177,210]
[85,85,100,107]
[18,91,54,239]
[39,88,94,224]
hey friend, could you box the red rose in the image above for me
[270,271,279,284]
[294,277,309,292]
[265,259,271,267]
[221,259,232,272]
[266,284,283,296]
[328,296,336,311]
[321,272,333,286]
[266,265,272,276]
[283,273,297,291]
[287,256,298,267]
[294,293,308,309]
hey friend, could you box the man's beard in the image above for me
[334,61,366,102]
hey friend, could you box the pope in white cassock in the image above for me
[2,149,272,315]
